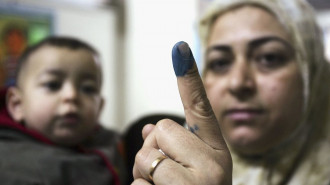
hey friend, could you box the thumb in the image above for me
[172,41,226,150]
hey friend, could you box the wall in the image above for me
[121,0,198,131]
[317,10,330,61]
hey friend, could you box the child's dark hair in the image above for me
[15,36,100,86]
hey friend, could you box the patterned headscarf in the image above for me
[199,0,330,184]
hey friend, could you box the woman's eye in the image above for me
[43,81,61,91]
[206,58,231,74]
[256,53,286,68]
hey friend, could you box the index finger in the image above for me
[172,41,226,150]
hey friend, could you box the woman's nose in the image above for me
[227,59,255,99]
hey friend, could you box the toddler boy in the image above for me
[0,37,127,185]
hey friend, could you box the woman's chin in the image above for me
[226,127,270,156]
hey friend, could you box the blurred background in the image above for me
[0,0,329,132]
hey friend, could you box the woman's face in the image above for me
[204,6,304,155]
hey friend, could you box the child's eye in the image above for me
[206,58,231,74]
[43,81,61,91]
[81,84,97,94]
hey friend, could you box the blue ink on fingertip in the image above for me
[172,41,194,76]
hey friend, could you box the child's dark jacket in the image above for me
[0,88,127,185]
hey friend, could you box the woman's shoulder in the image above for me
[291,131,330,185]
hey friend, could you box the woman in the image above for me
[200,0,330,184]
[132,0,330,184]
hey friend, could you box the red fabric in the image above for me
[0,87,121,185]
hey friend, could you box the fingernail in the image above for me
[172,41,194,76]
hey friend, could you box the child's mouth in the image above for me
[60,113,80,124]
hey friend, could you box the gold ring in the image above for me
[149,155,167,181]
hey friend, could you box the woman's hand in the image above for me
[132,41,232,185]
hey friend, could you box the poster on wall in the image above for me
[319,21,330,63]
[0,3,54,87]
[308,0,330,63]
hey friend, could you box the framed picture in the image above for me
[324,26,330,62]
[0,2,54,87]
[318,15,330,62]
[307,0,330,10]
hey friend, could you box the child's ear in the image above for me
[99,96,105,114]
[6,87,24,122]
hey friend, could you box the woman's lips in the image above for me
[224,109,264,121]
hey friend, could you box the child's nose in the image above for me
[61,83,78,103]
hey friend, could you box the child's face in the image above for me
[8,45,104,146]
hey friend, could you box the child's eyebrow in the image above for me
[80,73,98,81]
[39,69,65,78]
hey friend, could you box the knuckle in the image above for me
[183,79,214,119]
[194,99,214,119]
[186,93,216,123]
[135,147,152,165]
[156,119,176,132]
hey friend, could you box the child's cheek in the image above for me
[25,99,56,132]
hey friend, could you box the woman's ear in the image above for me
[6,87,24,122]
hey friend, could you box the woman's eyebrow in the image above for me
[248,36,294,51]
[206,45,232,55]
